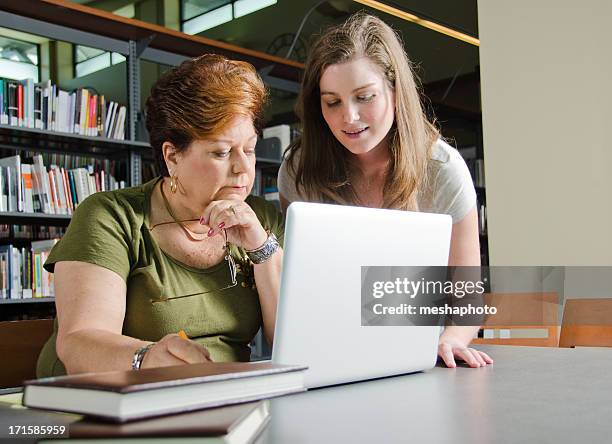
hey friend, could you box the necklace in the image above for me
[153,180,208,242]
[350,167,387,208]
[150,180,235,275]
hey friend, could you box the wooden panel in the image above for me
[559,299,612,348]
[471,293,559,347]
[0,319,54,388]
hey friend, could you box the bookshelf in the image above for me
[0,124,151,153]
[0,297,55,305]
[0,212,71,226]
[425,75,488,266]
[0,1,296,325]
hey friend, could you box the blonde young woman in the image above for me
[278,12,492,368]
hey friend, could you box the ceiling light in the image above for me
[353,0,479,46]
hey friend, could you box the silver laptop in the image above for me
[272,202,452,388]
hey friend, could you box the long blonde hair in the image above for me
[287,12,439,210]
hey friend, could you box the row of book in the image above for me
[0,239,56,299]
[0,154,125,215]
[0,77,127,140]
[0,225,66,240]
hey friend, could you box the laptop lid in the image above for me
[272,202,452,388]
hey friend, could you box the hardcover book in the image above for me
[24,361,306,422]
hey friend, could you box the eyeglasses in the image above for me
[147,225,238,304]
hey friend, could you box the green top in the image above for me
[36,178,284,378]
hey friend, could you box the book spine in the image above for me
[74,89,81,134]
[47,169,58,214]
[80,89,88,136]
[17,83,24,127]
[21,164,34,213]
[99,95,105,137]
[27,78,34,129]
[34,85,43,129]
[62,168,74,214]
[11,247,21,299]
[0,79,5,125]
[7,82,17,126]
[0,167,6,212]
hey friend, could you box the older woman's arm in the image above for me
[253,249,283,344]
[55,261,211,374]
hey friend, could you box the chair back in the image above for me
[0,319,54,388]
[559,298,612,348]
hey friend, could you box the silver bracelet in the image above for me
[131,343,155,370]
[246,232,280,264]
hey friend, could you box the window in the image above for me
[181,0,277,35]
[74,45,126,78]
[0,36,39,82]
[74,4,132,78]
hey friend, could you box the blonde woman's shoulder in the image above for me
[429,139,463,165]
[278,148,303,203]
[425,139,477,223]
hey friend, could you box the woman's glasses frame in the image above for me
[147,223,238,304]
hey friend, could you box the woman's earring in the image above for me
[169,174,178,193]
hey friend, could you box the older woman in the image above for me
[37,54,283,377]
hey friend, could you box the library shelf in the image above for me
[0,124,150,156]
[0,212,72,227]
[0,298,55,305]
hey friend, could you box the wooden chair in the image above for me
[0,319,54,388]
[559,299,612,348]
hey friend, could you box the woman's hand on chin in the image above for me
[200,200,267,250]
[437,335,493,368]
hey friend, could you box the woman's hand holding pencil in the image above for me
[140,330,213,369]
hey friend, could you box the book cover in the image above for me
[66,401,268,440]
[24,361,306,422]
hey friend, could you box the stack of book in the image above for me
[0,77,127,140]
[24,361,307,423]
[0,239,56,300]
[0,153,125,215]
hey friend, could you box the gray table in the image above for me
[259,345,612,444]
[1,345,610,443]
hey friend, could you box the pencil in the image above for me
[177,330,188,340]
